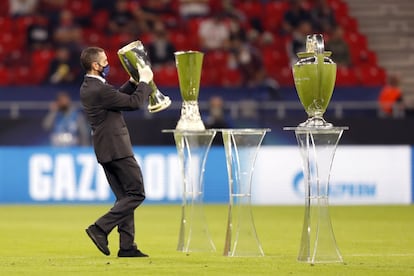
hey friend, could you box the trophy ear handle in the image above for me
[306,34,325,54]
[148,86,172,113]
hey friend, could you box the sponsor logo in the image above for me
[293,171,376,198]
[28,153,184,202]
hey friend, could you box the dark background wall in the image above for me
[0,85,411,146]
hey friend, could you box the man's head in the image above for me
[56,91,71,112]
[80,47,110,77]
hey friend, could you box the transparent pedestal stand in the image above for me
[163,129,217,252]
[284,126,347,264]
[221,128,269,257]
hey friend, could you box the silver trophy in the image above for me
[174,51,205,130]
[118,40,171,113]
[293,34,336,127]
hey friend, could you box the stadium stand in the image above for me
[0,0,385,88]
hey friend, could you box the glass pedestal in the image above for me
[163,129,217,252]
[221,128,269,257]
[285,126,347,264]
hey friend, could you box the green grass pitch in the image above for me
[0,205,413,275]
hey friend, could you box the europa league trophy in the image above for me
[118,40,171,113]
[286,34,347,264]
[174,51,205,130]
[293,34,336,127]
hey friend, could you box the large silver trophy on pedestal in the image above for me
[293,34,336,127]
[118,40,171,113]
[174,51,205,130]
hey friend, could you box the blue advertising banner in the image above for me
[0,146,412,205]
[0,146,228,204]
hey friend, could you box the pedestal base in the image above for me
[221,128,269,257]
[285,126,347,264]
[163,129,216,253]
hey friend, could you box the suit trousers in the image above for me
[95,156,146,250]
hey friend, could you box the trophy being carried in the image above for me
[174,51,205,131]
[118,40,171,113]
[293,34,336,127]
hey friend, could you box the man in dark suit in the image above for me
[80,46,153,258]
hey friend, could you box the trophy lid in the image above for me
[296,34,333,61]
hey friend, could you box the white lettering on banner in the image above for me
[28,153,110,201]
[144,154,165,200]
[292,171,377,198]
[29,154,53,200]
[96,165,110,200]
[136,154,182,201]
[28,152,184,202]
[252,146,412,205]
[53,154,77,200]
[77,154,95,200]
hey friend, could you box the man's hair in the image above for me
[80,47,104,71]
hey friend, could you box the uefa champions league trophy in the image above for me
[293,34,336,127]
[285,34,347,264]
[118,40,171,113]
[174,51,205,130]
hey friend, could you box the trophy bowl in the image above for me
[174,50,205,130]
[293,34,336,127]
[118,40,171,113]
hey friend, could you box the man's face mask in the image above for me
[98,63,110,78]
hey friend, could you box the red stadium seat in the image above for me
[200,67,221,86]
[154,65,178,87]
[12,66,37,85]
[335,66,359,86]
[330,0,350,19]
[0,66,12,85]
[0,17,13,32]
[83,29,107,47]
[67,0,92,18]
[90,10,109,31]
[31,49,55,83]
[337,16,358,32]
[0,1,9,16]
[236,1,263,19]
[186,18,203,50]
[220,69,242,87]
[351,48,378,67]
[262,47,290,74]
[109,33,134,51]
[203,51,229,67]
[209,0,223,13]
[0,32,15,52]
[263,1,288,32]
[275,66,294,86]
[344,31,368,51]
[358,65,386,86]
[170,31,197,51]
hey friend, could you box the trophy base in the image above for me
[299,117,333,128]
[176,101,205,131]
[148,96,171,113]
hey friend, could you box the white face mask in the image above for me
[239,49,251,64]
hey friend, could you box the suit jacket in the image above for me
[80,76,152,163]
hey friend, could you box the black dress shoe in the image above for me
[118,248,149,258]
[85,224,110,256]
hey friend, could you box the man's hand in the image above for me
[137,63,153,84]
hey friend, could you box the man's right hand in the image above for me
[137,64,153,84]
